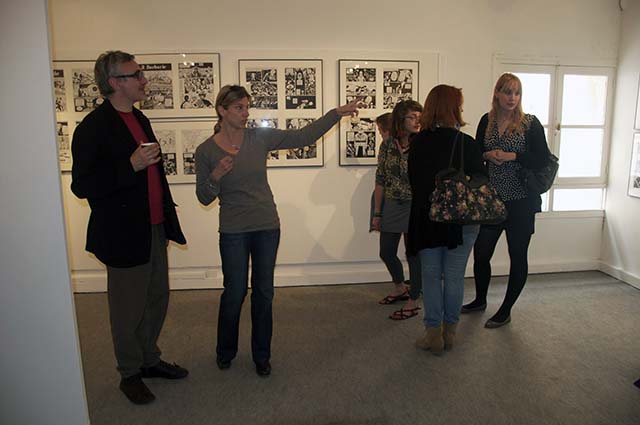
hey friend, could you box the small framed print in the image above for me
[239,59,324,167]
[150,119,216,183]
[628,133,640,198]
[338,59,419,166]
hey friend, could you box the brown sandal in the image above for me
[389,306,421,320]
[378,290,409,305]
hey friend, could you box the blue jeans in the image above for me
[217,229,280,364]
[419,225,479,327]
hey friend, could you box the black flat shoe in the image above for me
[460,302,487,314]
[216,357,232,370]
[255,360,271,377]
[119,374,155,405]
[141,360,189,379]
[484,315,511,329]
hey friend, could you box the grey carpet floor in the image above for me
[74,271,640,425]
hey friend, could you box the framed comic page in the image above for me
[150,119,216,184]
[135,53,220,119]
[628,133,640,198]
[52,60,100,171]
[338,59,419,166]
[238,59,324,167]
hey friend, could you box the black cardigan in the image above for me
[407,127,487,256]
[71,99,186,267]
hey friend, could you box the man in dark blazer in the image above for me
[71,51,188,405]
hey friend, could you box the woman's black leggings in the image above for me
[472,217,533,315]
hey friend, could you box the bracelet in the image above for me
[373,212,382,218]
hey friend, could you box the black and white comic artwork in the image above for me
[285,68,316,109]
[156,129,177,176]
[246,68,278,110]
[56,121,71,166]
[248,118,279,160]
[383,68,414,109]
[345,67,376,109]
[247,118,278,129]
[53,69,66,112]
[179,62,216,109]
[72,68,103,112]
[140,64,174,110]
[181,129,210,175]
[346,118,376,158]
[286,118,317,159]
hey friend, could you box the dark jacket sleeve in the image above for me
[463,134,488,179]
[475,113,489,153]
[516,115,550,170]
[70,114,138,201]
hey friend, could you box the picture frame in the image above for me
[628,133,640,198]
[238,59,324,167]
[52,60,97,171]
[150,119,216,184]
[338,59,419,166]
[634,73,640,130]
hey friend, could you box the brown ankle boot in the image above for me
[415,325,444,355]
[443,322,458,351]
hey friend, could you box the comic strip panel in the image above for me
[285,118,317,159]
[156,129,177,176]
[181,129,211,175]
[56,121,71,169]
[179,62,216,109]
[72,68,103,112]
[140,64,174,110]
[285,67,317,109]
[383,68,414,109]
[345,67,376,109]
[247,118,278,129]
[345,118,376,158]
[53,69,66,112]
[246,68,278,110]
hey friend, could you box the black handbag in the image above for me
[429,132,507,225]
[519,148,559,195]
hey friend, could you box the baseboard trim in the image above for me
[71,260,602,293]
[597,262,640,290]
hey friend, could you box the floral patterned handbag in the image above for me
[429,132,507,225]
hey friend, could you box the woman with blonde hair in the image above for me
[407,85,486,355]
[461,73,551,328]
[195,85,359,376]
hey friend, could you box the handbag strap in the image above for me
[447,130,464,170]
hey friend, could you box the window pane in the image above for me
[513,72,550,125]
[558,128,603,177]
[553,188,603,210]
[540,192,549,212]
[561,75,607,125]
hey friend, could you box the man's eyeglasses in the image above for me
[112,70,145,80]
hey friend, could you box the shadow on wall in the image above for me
[278,166,377,263]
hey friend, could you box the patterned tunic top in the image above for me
[375,138,412,201]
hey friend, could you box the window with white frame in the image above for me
[494,62,614,212]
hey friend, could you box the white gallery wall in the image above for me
[601,0,640,289]
[46,0,622,291]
